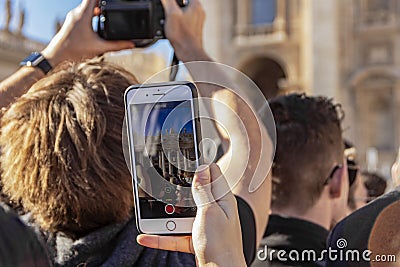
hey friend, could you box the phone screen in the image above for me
[130,100,198,219]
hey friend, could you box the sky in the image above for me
[0,0,171,58]
[143,101,194,137]
[0,0,81,43]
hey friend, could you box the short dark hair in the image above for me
[361,171,387,199]
[270,93,344,211]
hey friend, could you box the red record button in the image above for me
[165,204,175,215]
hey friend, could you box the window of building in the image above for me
[365,0,390,13]
[240,57,286,100]
[358,0,394,26]
[368,88,394,150]
[356,77,395,151]
[252,0,277,25]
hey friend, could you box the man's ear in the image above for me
[329,166,345,199]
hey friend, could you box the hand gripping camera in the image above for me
[98,0,188,47]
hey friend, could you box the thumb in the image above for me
[192,165,215,207]
[209,163,238,218]
[161,0,182,15]
[81,0,98,19]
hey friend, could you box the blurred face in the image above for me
[332,158,350,225]
[352,174,368,210]
[391,148,400,188]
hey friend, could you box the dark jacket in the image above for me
[29,215,195,267]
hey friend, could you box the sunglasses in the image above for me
[323,164,343,185]
[347,159,358,186]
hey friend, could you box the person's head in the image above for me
[392,147,400,187]
[344,141,368,213]
[361,171,387,201]
[270,94,347,222]
[0,59,138,238]
[344,140,357,185]
[347,172,368,212]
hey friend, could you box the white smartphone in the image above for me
[125,82,202,234]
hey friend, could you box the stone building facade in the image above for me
[1,0,398,177]
[201,0,400,177]
[0,0,44,80]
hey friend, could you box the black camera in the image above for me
[98,0,188,47]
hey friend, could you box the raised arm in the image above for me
[0,0,134,110]
[161,0,273,246]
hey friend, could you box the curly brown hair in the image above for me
[0,59,138,239]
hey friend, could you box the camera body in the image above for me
[98,0,188,47]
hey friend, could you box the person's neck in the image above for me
[271,195,331,230]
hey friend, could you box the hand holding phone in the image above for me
[125,81,201,234]
[137,164,247,267]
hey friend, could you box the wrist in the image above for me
[20,52,53,75]
[18,66,46,80]
[201,258,246,267]
[214,253,247,267]
[41,47,67,68]
[173,40,210,62]
[199,251,247,267]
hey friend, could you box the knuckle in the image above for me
[200,9,206,18]
[198,5,205,14]
[66,9,80,22]
[65,11,74,21]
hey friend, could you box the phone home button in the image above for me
[166,220,176,231]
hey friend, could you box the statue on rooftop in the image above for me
[5,0,12,33]
[17,8,25,36]
[56,19,63,33]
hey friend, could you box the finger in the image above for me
[161,0,182,15]
[192,165,215,207]
[186,0,202,12]
[209,163,235,201]
[209,163,238,217]
[137,234,194,254]
[81,0,98,21]
[186,0,205,17]
[81,0,96,12]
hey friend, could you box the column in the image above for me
[168,151,173,175]
[161,152,166,176]
[184,149,188,170]
[177,150,181,170]
[302,0,339,98]
[274,0,286,32]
